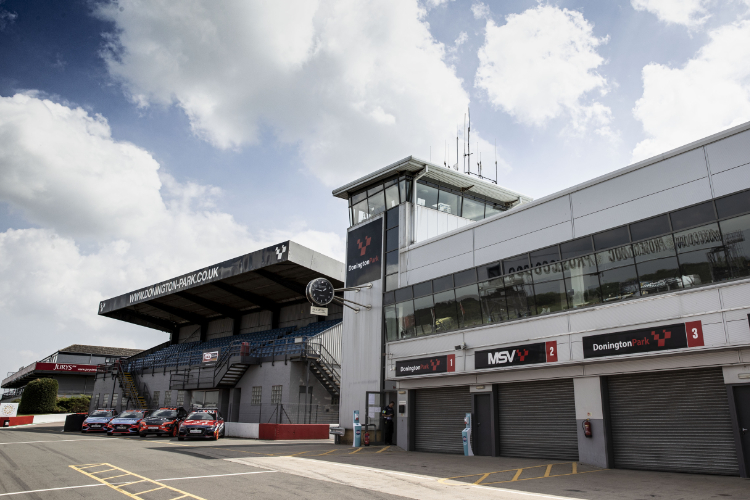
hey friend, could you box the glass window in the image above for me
[399,178,412,204]
[152,391,160,407]
[383,291,395,305]
[478,278,507,324]
[251,387,262,405]
[437,189,461,215]
[454,268,477,287]
[632,235,676,263]
[271,386,282,404]
[670,201,716,230]
[565,272,601,309]
[534,280,568,314]
[721,213,750,278]
[385,274,399,292]
[396,300,415,339]
[594,226,630,250]
[477,261,502,282]
[413,281,433,298]
[679,247,731,288]
[504,272,535,319]
[416,182,438,209]
[386,206,399,229]
[532,261,564,284]
[433,275,454,293]
[673,223,723,254]
[385,185,400,210]
[485,203,504,218]
[386,250,398,275]
[560,237,593,260]
[384,178,397,188]
[562,254,597,278]
[596,244,635,271]
[630,215,670,241]
[433,290,458,333]
[386,227,399,252]
[413,295,434,336]
[394,286,413,302]
[599,265,640,302]
[352,199,369,224]
[504,254,530,274]
[462,197,485,221]
[384,305,398,341]
[455,284,482,329]
[368,190,386,216]
[368,184,383,196]
[637,257,683,295]
[716,190,750,219]
[530,245,560,267]
[351,191,367,205]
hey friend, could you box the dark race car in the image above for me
[177,408,225,441]
[107,410,146,436]
[81,409,116,433]
[138,407,188,438]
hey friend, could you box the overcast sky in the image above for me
[2,0,750,380]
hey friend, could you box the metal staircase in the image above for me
[113,361,148,410]
[303,342,340,398]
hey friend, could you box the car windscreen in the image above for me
[117,412,143,419]
[186,412,215,421]
[149,410,178,418]
[89,411,112,417]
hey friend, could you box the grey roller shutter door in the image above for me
[498,379,578,460]
[415,386,471,454]
[608,368,738,475]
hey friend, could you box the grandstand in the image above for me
[92,241,345,424]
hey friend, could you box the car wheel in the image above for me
[107,432,113,436]
[139,432,147,438]
[178,436,184,441]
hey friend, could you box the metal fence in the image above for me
[243,403,339,425]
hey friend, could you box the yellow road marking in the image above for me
[315,449,338,456]
[473,472,492,485]
[440,462,607,486]
[102,473,132,480]
[70,463,206,500]
[376,446,391,454]
[511,468,523,481]
[349,447,363,454]
[572,461,577,474]
[544,464,553,477]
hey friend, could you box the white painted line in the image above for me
[0,470,277,497]
[0,439,110,446]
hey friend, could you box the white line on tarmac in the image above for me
[0,439,111,446]
[0,470,276,497]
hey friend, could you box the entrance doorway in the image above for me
[734,385,750,477]
[473,393,492,456]
[365,391,384,445]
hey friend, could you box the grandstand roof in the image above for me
[59,345,143,357]
[98,241,344,334]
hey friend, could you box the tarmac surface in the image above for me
[0,422,747,499]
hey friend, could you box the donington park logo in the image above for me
[357,236,371,256]
[275,245,286,260]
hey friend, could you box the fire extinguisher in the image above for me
[363,427,370,446]
[583,419,592,438]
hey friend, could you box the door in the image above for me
[608,368,738,475]
[365,391,383,444]
[473,394,492,456]
[734,385,750,476]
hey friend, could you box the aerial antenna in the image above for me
[456,125,459,170]
[464,108,472,175]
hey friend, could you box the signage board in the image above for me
[202,351,219,364]
[582,322,692,359]
[475,341,558,370]
[395,354,455,377]
[34,363,98,373]
[310,306,328,316]
[346,218,383,287]
[0,403,19,417]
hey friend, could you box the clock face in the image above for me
[306,278,335,306]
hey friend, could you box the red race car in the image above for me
[138,407,188,438]
[177,408,225,441]
[106,410,146,436]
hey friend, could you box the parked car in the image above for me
[81,409,116,433]
[107,410,146,436]
[177,408,225,441]
[139,407,188,438]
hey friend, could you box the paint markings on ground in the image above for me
[438,462,606,486]
[70,463,207,500]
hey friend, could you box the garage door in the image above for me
[415,386,471,454]
[608,368,738,475]
[498,379,578,460]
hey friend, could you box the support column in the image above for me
[573,376,610,468]
[396,389,413,451]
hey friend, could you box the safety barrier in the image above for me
[258,423,330,440]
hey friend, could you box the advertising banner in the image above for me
[395,354,455,377]
[1,403,19,417]
[202,351,219,364]
[582,322,690,359]
[474,341,557,370]
[34,363,98,373]
[346,218,383,287]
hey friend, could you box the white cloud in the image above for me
[632,19,750,160]
[471,2,490,19]
[631,0,711,27]
[95,0,482,186]
[423,0,455,8]
[0,93,344,379]
[474,5,612,136]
